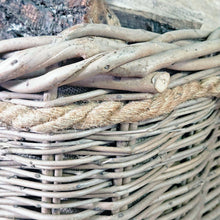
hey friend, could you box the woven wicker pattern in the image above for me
[0,24,219,219]
[0,98,219,219]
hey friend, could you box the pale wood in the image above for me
[106,0,220,30]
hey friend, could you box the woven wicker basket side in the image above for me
[0,24,219,219]
[0,97,219,219]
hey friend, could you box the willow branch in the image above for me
[0,55,102,93]
[0,36,57,53]
[169,67,220,88]
[0,36,219,93]
[208,27,220,40]
[60,23,159,42]
[2,39,219,93]
[110,39,220,77]
[17,69,47,80]
[5,89,111,108]
[0,37,125,83]
[173,40,199,46]
[0,42,176,93]
[69,72,170,93]
[90,93,153,101]
[0,92,42,100]
[169,54,220,71]
[152,29,211,43]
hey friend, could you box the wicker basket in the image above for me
[0,24,219,220]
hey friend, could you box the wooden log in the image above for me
[106,0,220,31]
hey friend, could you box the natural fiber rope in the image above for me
[0,77,219,133]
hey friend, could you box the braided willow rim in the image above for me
[0,24,219,219]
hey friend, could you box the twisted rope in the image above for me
[0,77,219,133]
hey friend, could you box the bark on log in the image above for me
[0,0,120,40]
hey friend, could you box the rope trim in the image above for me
[0,77,219,133]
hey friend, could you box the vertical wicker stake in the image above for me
[121,122,138,211]
[52,153,63,215]
[41,87,57,214]
[194,128,217,220]
[112,123,129,214]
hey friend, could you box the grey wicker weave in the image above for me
[0,24,219,220]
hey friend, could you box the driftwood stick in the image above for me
[0,37,125,83]
[169,54,220,71]
[60,23,159,42]
[69,72,170,93]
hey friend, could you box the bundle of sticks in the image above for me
[0,23,219,97]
